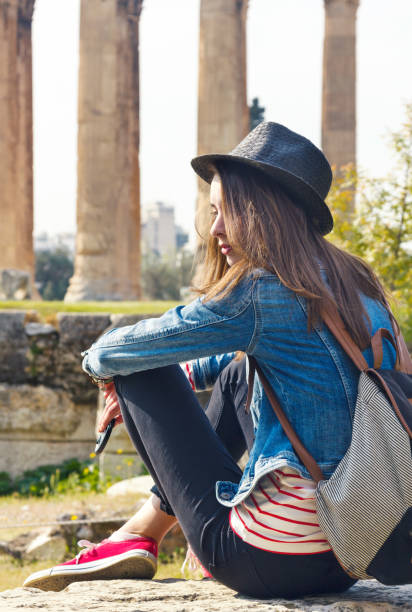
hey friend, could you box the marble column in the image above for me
[0,0,35,289]
[322,0,359,177]
[196,0,249,242]
[65,0,142,302]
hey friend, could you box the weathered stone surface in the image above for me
[0,2,36,283]
[56,313,110,403]
[25,322,58,337]
[0,311,29,384]
[322,0,359,184]
[0,527,66,562]
[0,384,80,434]
[2,578,412,611]
[0,269,31,300]
[24,529,67,563]
[56,513,126,547]
[0,310,165,477]
[25,322,60,385]
[57,313,112,347]
[196,0,249,240]
[65,0,143,302]
[0,439,95,479]
[106,475,154,498]
[56,514,186,557]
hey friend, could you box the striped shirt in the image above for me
[230,467,331,555]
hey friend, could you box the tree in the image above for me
[327,103,412,345]
[249,97,265,131]
[35,248,74,300]
[141,249,195,301]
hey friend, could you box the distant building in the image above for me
[176,224,189,250]
[34,232,76,257]
[142,201,188,257]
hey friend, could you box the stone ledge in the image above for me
[1,578,411,611]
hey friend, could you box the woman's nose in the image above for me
[210,213,226,238]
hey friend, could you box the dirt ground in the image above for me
[0,491,188,591]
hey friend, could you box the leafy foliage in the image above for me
[35,248,74,300]
[0,458,115,497]
[327,103,412,345]
[249,97,265,131]
[141,249,195,301]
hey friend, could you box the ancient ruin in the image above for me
[322,0,359,176]
[65,0,143,302]
[196,0,249,241]
[0,0,362,299]
[0,0,36,292]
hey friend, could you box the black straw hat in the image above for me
[191,122,334,235]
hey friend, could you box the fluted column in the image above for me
[322,0,359,179]
[196,0,249,242]
[0,0,35,288]
[65,0,142,302]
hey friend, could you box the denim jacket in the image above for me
[82,268,396,507]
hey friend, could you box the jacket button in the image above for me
[221,493,231,500]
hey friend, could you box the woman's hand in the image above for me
[98,381,124,432]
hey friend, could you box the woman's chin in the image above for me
[226,254,241,267]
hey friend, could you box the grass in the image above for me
[0,490,199,592]
[0,300,181,320]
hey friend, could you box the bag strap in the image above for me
[244,305,412,484]
[320,303,369,371]
[321,302,412,374]
[371,328,400,370]
[246,356,325,483]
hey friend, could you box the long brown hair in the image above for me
[193,160,393,350]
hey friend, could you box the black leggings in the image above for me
[115,359,356,599]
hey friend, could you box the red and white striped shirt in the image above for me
[229,467,331,555]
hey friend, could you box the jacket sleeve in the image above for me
[189,353,236,390]
[81,275,257,380]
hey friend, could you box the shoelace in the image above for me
[75,539,108,564]
[180,545,211,578]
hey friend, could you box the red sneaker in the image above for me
[23,536,158,592]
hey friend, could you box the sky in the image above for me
[32,0,412,244]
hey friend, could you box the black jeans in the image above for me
[114,359,356,599]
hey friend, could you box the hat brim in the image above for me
[191,154,333,235]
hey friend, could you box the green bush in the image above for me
[327,103,412,347]
[1,458,116,498]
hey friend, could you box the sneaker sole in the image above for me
[23,550,157,592]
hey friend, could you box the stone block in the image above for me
[57,313,111,348]
[0,439,95,479]
[0,384,81,435]
[56,313,111,403]
[1,527,66,563]
[25,322,60,385]
[106,475,154,498]
[0,311,29,384]
[0,269,31,300]
[24,529,67,563]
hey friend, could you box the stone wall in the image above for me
[0,310,157,478]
